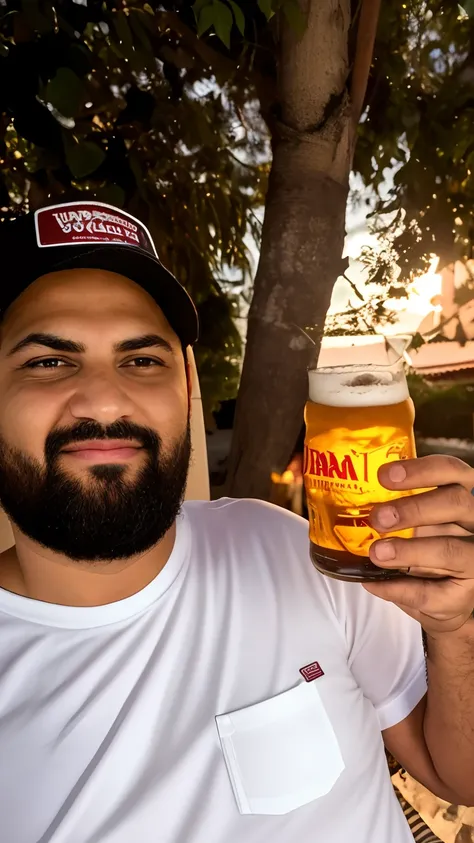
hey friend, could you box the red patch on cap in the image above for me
[35,202,157,257]
[299,661,324,682]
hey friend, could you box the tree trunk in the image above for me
[226,0,354,500]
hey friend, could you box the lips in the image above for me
[63,440,141,452]
[61,441,143,462]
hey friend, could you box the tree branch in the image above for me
[350,0,382,125]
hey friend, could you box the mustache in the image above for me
[45,420,160,460]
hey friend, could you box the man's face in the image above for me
[0,268,191,561]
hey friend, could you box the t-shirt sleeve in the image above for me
[326,579,427,731]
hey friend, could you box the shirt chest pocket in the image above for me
[215,679,345,816]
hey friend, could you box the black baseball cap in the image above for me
[0,200,199,346]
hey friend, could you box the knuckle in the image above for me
[443,455,467,472]
[398,494,422,524]
[441,536,460,563]
[410,495,424,517]
[446,483,470,511]
[422,454,470,474]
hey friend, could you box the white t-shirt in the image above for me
[0,499,427,843]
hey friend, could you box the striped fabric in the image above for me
[393,786,443,843]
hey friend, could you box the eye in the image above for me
[23,357,72,370]
[122,357,165,368]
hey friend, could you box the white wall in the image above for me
[186,348,210,501]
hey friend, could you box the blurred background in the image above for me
[3,0,474,507]
[2,3,474,838]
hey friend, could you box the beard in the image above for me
[0,419,191,561]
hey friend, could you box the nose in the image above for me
[67,372,135,425]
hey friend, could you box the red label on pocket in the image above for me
[299,661,324,682]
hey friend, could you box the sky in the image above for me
[335,226,442,337]
[327,173,442,338]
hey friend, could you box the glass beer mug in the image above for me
[303,347,416,582]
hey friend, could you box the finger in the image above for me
[415,523,472,538]
[378,454,474,493]
[369,534,474,579]
[370,484,474,534]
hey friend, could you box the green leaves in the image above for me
[458,1,474,18]
[65,140,105,179]
[257,0,307,31]
[351,0,474,321]
[282,0,307,36]
[113,10,136,63]
[192,0,307,47]
[1,0,263,421]
[212,0,233,48]
[195,3,216,37]
[95,184,126,208]
[228,0,245,35]
[43,68,86,119]
[193,0,245,47]
[257,0,274,21]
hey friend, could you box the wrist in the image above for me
[422,613,474,662]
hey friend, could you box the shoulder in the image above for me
[182,497,332,606]
[182,497,309,553]
[181,501,421,666]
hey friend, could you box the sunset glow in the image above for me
[386,256,442,316]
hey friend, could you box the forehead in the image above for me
[1,268,178,346]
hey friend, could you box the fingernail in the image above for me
[388,463,406,483]
[374,540,396,561]
[376,506,399,529]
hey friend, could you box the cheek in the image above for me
[0,385,58,459]
[139,381,189,439]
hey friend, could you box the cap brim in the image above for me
[53,245,199,346]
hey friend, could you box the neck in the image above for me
[0,524,176,607]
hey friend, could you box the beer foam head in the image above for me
[308,365,409,407]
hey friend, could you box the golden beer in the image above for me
[304,362,416,582]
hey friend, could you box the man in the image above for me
[0,200,473,843]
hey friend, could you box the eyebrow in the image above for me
[7,333,85,356]
[115,334,174,354]
[7,332,174,357]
